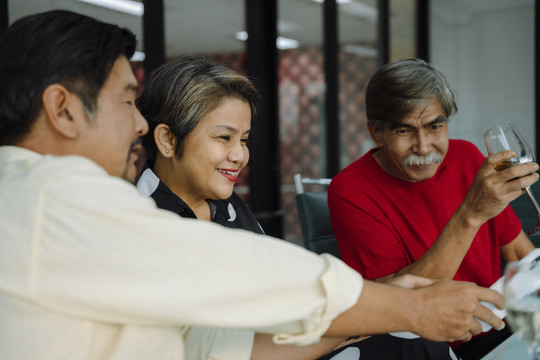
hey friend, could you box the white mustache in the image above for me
[402,153,443,167]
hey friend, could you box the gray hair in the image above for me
[365,58,457,131]
[137,54,260,159]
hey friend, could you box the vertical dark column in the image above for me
[142,0,165,75]
[246,0,283,237]
[377,0,390,66]
[534,0,540,161]
[0,0,8,37]
[324,0,340,177]
[417,0,430,62]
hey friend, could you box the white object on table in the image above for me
[479,248,540,332]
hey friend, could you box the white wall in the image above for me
[430,0,534,155]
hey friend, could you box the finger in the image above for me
[477,288,505,310]
[505,171,539,190]
[468,318,483,336]
[485,150,516,167]
[459,332,473,343]
[473,299,506,331]
[450,323,473,343]
[499,162,539,179]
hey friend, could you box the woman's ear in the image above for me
[367,123,384,147]
[154,124,175,158]
[41,84,85,139]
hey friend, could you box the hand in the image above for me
[325,279,504,342]
[462,150,539,226]
[410,280,505,342]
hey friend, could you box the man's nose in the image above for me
[413,130,431,154]
[136,110,149,136]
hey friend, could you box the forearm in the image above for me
[500,231,535,263]
[391,204,483,280]
[324,279,505,343]
[324,280,415,337]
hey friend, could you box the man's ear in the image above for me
[367,123,384,147]
[41,84,84,139]
[154,124,175,158]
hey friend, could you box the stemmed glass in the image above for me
[503,258,540,359]
[484,122,540,236]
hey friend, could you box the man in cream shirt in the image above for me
[0,10,505,360]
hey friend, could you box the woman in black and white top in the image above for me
[136,55,263,235]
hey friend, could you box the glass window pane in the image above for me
[164,0,245,58]
[338,0,379,169]
[390,0,416,61]
[8,0,144,55]
[279,0,323,244]
[430,0,535,154]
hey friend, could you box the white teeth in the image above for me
[219,169,237,176]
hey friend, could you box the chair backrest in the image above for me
[293,174,341,259]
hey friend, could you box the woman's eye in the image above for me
[219,135,231,141]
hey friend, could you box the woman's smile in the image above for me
[218,168,239,182]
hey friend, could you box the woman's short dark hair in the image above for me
[137,55,260,160]
[366,58,458,131]
[0,10,136,145]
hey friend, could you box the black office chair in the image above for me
[293,173,341,259]
[510,180,540,248]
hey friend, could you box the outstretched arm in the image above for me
[252,274,505,358]
[325,277,505,343]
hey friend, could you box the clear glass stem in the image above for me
[526,186,540,215]
[525,186,540,235]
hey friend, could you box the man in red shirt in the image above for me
[328,58,537,359]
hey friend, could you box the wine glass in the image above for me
[484,122,540,236]
[503,258,540,359]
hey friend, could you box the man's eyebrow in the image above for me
[388,122,414,130]
[426,116,448,126]
[388,116,448,130]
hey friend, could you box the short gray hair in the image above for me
[137,54,260,159]
[366,58,457,131]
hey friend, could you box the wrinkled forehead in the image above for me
[385,98,447,129]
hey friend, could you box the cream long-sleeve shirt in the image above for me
[0,146,364,360]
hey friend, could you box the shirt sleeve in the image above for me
[18,161,364,347]
[494,205,523,247]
